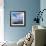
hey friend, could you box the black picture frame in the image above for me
[10,11,26,27]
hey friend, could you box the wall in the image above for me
[4,0,40,42]
[40,0,46,27]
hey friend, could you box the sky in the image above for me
[11,12,24,22]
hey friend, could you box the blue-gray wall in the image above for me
[40,0,46,27]
[4,0,40,42]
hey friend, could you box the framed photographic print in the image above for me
[10,11,26,27]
